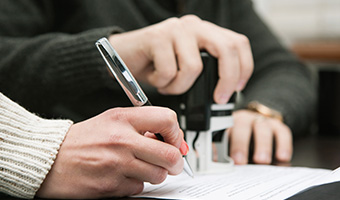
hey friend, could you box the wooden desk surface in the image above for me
[1,134,340,200]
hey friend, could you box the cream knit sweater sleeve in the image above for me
[0,93,73,199]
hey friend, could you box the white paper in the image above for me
[133,165,332,200]
[310,166,340,187]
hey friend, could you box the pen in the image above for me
[95,37,194,178]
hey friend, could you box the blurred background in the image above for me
[253,0,340,45]
[252,0,340,135]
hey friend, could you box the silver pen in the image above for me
[96,37,194,178]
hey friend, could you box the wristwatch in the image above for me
[247,101,283,122]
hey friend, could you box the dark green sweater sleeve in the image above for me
[229,0,317,135]
[0,0,120,114]
[0,0,316,135]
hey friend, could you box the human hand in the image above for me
[36,107,187,199]
[228,110,292,165]
[108,15,253,104]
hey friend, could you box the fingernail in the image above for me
[255,152,271,163]
[278,151,291,161]
[180,140,189,155]
[232,152,247,164]
[218,93,231,104]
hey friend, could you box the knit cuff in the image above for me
[0,93,73,199]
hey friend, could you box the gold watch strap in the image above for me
[247,101,283,122]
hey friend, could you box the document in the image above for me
[133,165,335,200]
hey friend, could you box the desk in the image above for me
[1,134,340,200]
[289,134,340,170]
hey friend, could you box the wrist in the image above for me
[0,93,73,198]
[246,101,283,122]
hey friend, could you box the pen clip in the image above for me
[96,37,148,106]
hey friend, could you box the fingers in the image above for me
[204,30,253,104]
[66,178,144,198]
[196,27,241,103]
[252,117,273,164]
[106,107,185,175]
[229,110,254,164]
[157,18,203,94]
[253,118,293,164]
[185,16,253,104]
[230,110,293,165]
[106,178,144,197]
[232,34,254,91]
[132,134,184,175]
[119,179,144,196]
[272,120,293,162]
[115,106,184,149]
[124,154,170,184]
[133,15,253,100]
[147,36,178,88]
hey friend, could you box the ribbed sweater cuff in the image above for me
[0,93,73,199]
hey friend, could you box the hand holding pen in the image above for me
[96,37,194,178]
[37,106,188,198]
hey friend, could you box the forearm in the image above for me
[0,92,73,198]
[0,0,125,113]
[240,67,315,135]
[0,27,122,111]
[230,0,316,135]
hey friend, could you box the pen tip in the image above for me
[183,157,194,178]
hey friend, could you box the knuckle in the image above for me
[170,87,187,95]
[160,67,177,81]
[224,40,238,51]
[163,108,178,124]
[95,180,120,196]
[217,33,238,50]
[149,18,180,39]
[180,14,202,24]
[106,108,128,122]
[116,181,144,197]
[153,72,176,89]
[104,109,131,144]
[221,70,238,82]
[236,110,252,118]
[133,182,144,195]
[151,168,168,184]
[183,59,203,76]
[236,34,250,46]
[147,31,166,48]
[215,40,238,58]
[108,133,126,146]
[162,17,181,30]
[280,124,292,136]
[166,17,181,25]
[152,78,167,89]
[164,148,181,167]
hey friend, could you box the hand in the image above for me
[228,110,292,165]
[109,15,253,104]
[36,107,187,199]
